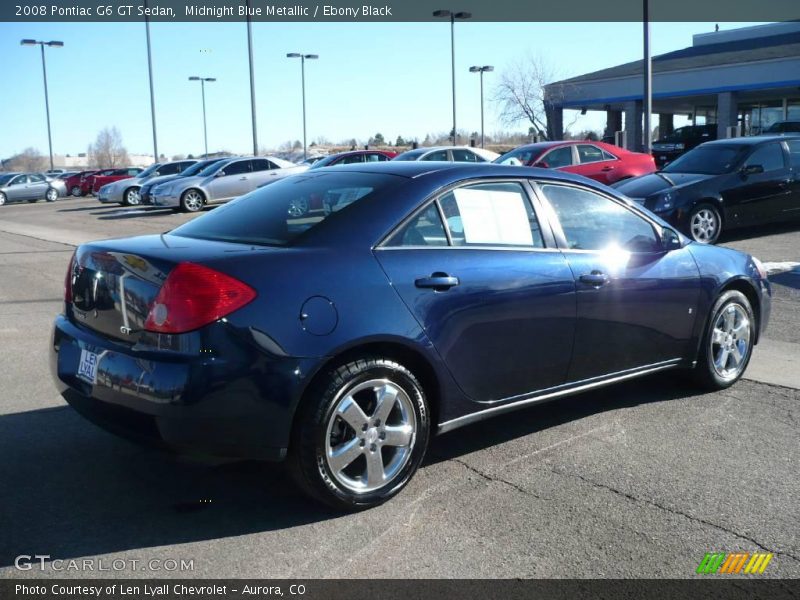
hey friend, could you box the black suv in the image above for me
[652,124,717,167]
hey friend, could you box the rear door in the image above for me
[569,144,620,184]
[537,181,700,382]
[780,139,800,216]
[725,142,791,224]
[28,174,50,199]
[250,158,279,187]
[375,179,576,402]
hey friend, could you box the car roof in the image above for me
[705,134,800,146]
[302,160,603,187]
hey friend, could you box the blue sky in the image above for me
[0,21,765,159]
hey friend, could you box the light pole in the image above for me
[246,0,258,155]
[188,76,216,157]
[286,53,318,160]
[469,65,493,148]
[433,9,471,146]
[643,0,652,154]
[21,39,63,171]
[143,0,158,162]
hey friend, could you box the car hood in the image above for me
[613,172,716,198]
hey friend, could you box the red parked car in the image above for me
[63,170,100,197]
[495,141,655,185]
[90,167,143,194]
[79,169,115,196]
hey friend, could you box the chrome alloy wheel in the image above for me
[183,190,204,212]
[324,379,417,493]
[690,208,719,243]
[710,303,751,380]
[287,197,309,218]
[71,186,81,197]
[46,188,58,202]
[125,188,140,205]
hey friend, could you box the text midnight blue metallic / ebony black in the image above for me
[50,162,771,509]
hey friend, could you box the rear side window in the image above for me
[451,149,480,163]
[251,159,272,172]
[421,150,449,161]
[386,203,448,247]
[438,182,544,248]
[577,145,606,163]
[172,172,400,247]
[745,143,786,172]
[541,184,660,253]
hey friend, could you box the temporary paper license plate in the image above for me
[77,349,99,385]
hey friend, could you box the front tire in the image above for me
[688,203,722,244]
[122,187,140,206]
[693,290,755,390]
[180,189,205,213]
[0,192,5,206]
[71,186,82,197]
[45,188,58,202]
[289,357,430,510]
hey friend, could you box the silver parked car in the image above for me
[0,172,63,205]
[392,145,500,162]
[97,160,197,206]
[151,156,306,212]
[140,158,227,205]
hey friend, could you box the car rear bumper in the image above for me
[50,314,315,461]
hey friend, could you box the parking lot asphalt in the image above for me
[1,195,799,578]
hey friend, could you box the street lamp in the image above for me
[286,53,319,160]
[21,39,63,171]
[433,9,471,145]
[188,76,216,157]
[469,65,493,148]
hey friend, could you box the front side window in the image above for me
[421,150,449,161]
[218,160,250,176]
[541,146,574,168]
[438,182,544,248]
[11,175,28,185]
[541,184,660,253]
[745,143,786,172]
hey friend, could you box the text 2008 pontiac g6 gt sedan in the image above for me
[51,163,770,509]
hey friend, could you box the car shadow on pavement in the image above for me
[96,209,177,220]
[0,405,334,567]
[57,206,113,213]
[720,219,800,242]
[0,372,697,566]
[426,372,696,465]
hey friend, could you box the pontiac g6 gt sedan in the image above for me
[51,163,770,509]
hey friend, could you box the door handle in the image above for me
[601,166,615,172]
[579,271,609,287]
[239,176,248,180]
[415,273,459,291]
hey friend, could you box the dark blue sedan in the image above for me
[50,163,771,509]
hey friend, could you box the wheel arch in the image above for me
[290,339,443,446]
[719,277,762,344]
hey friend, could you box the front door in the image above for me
[537,181,701,382]
[375,180,576,402]
[724,141,792,225]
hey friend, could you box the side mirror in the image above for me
[661,228,682,251]
[534,161,549,168]
[215,170,226,178]
[741,164,764,176]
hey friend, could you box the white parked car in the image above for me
[392,146,500,163]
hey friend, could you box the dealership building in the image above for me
[544,21,800,150]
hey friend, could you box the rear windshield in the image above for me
[171,172,400,247]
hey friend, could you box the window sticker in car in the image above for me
[452,188,534,246]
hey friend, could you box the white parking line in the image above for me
[762,261,800,275]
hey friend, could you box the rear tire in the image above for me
[45,188,58,202]
[289,357,430,510]
[692,290,755,390]
[71,186,82,197]
[0,192,5,206]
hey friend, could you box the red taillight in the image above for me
[64,252,76,303]
[144,262,256,334]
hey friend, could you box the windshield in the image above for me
[495,147,540,166]
[392,149,427,161]
[172,172,400,247]
[181,159,220,176]
[138,163,161,178]
[662,145,747,175]
[197,159,232,177]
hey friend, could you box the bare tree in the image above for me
[5,147,48,172]
[87,127,130,168]
[493,54,576,140]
